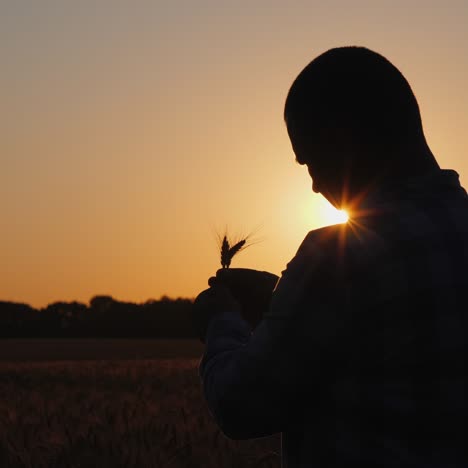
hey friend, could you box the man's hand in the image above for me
[208,268,279,329]
[192,285,241,343]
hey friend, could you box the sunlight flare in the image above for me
[322,205,349,225]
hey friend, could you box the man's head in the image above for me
[284,46,438,209]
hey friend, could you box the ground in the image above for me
[0,340,280,468]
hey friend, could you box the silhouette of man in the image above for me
[193,46,468,467]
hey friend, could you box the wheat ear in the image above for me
[228,239,246,259]
[220,236,231,269]
[219,233,253,269]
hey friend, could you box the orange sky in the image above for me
[2,1,468,308]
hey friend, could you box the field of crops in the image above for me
[0,339,205,361]
[0,342,281,467]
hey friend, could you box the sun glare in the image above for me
[323,205,349,225]
[299,197,350,232]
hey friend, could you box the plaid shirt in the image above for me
[199,168,468,468]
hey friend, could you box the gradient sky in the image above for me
[2,1,468,308]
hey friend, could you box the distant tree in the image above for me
[0,301,37,337]
[42,301,87,335]
[89,295,115,313]
[0,295,197,338]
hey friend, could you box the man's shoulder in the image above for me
[276,223,374,290]
[298,223,347,253]
[268,224,368,321]
[295,221,386,266]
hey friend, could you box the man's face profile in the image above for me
[291,137,346,210]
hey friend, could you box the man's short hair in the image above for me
[284,46,425,171]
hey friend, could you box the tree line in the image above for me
[0,296,196,338]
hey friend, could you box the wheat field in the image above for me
[0,349,281,467]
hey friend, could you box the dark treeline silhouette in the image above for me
[0,296,196,338]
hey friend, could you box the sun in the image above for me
[321,204,349,225]
[297,196,350,233]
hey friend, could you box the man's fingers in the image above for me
[208,276,218,287]
[215,268,279,291]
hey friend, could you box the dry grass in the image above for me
[0,358,280,468]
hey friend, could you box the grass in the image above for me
[0,344,281,467]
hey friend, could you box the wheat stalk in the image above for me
[220,236,230,268]
[218,234,251,269]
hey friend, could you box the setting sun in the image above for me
[322,205,349,225]
[299,196,349,235]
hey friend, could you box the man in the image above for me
[193,46,468,467]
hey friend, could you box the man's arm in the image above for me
[198,226,348,440]
[199,308,292,439]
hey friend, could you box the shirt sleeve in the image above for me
[198,225,349,440]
